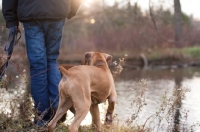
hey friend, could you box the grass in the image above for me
[133,46,200,65]
[181,46,200,59]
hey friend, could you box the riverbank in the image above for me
[58,46,200,69]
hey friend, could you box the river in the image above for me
[114,67,200,131]
[66,67,200,132]
[1,66,200,131]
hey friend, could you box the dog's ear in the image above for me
[104,53,113,65]
[84,51,94,65]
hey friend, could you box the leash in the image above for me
[0,26,21,81]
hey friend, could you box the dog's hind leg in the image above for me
[90,104,102,131]
[105,91,116,127]
[69,106,76,115]
[48,96,72,132]
[68,97,91,132]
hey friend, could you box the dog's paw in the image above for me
[105,118,113,124]
[105,114,113,128]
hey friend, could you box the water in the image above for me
[1,67,200,131]
[113,67,200,131]
[65,67,200,131]
[63,67,200,131]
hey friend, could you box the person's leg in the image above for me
[23,21,51,125]
[44,19,65,109]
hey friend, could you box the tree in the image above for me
[174,0,183,46]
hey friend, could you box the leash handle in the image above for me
[5,26,21,55]
[0,26,21,81]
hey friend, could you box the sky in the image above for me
[104,0,200,20]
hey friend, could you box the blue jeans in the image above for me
[23,19,65,123]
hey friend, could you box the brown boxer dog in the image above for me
[48,51,116,132]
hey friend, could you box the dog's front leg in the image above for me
[90,104,102,131]
[105,91,116,127]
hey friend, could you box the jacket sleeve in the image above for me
[67,0,82,19]
[2,0,19,28]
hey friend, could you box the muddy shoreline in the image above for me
[58,56,200,70]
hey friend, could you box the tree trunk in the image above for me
[174,0,183,46]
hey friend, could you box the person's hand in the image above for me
[5,26,21,54]
[8,26,18,39]
[67,12,75,19]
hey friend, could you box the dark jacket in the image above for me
[2,0,82,28]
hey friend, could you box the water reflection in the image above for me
[114,67,200,131]
[173,71,183,132]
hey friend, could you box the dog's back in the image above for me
[59,65,114,102]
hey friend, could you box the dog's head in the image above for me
[84,51,112,66]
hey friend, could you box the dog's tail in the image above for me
[59,66,69,76]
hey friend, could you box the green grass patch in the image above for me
[181,46,200,59]
[137,46,200,62]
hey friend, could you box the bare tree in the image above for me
[174,0,183,45]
